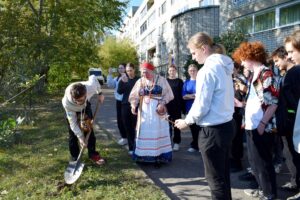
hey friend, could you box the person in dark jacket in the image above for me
[107,64,127,146]
[166,64,184,151]
[271,46,298,192]
[117,63,139,155]
[284,30,300,200]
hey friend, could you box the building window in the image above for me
[161,1,166,15]
[148,11,156,27]
[140,21,147,35]
[161,22,167,35]
[280,3,300,26]
[254,10,275,32]
[148,30,155,44]
[141,38,147,51]
[140,6,147,19]
[235,16,252,33]
[134,18,139,29]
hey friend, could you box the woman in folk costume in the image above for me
[129,62,174,165]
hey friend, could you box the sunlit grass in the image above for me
[0,94,168,200]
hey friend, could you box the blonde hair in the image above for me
[213,43,226,54]
[187,32,226,54]
[188,32,214,49]
[188,64,198,70]
[284,29,300,52]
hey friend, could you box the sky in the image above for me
[127,0,143,8]
[111,0,143,35]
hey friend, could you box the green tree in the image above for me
[213,30,249,57]
[98,36,139,73]
[182,30,247,78]
[0,0,127,95]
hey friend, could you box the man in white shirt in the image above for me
[175,32,235,200]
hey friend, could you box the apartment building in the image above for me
[120,0,220,75]
[120,0,300,76]
[220,0,300,52]
[171,5,219,70]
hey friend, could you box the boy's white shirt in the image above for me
[62,75,101,138]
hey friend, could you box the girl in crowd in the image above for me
[182,64,200,153]
[166,64,184,151]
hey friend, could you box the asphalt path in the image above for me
[94,86,295,200]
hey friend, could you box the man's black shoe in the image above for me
[230,159,243,173]
[230,166,243,173]
[239,171,256,181]
[247,179,259,189]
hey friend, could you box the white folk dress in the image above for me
[129,75,174,163]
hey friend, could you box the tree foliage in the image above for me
[0,0,127,95]
[214,29,249,57]
[183,30,248,78]
[0,117,16,145]
[98,36,139,73]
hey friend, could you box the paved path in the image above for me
[95,86,295,200]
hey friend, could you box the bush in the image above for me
[0,117,16,145]
[213,30,249,57]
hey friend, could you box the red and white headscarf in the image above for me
[140,62,155,71]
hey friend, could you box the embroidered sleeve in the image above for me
[160,76,174,104]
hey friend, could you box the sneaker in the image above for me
[117,138,128,146]
[287,191,300,200]
[259,194,276,200]
[244,189,262,197]
[247,167,253,173]
[173,143,180,151]
[187,147,197,153]
[281,182,298,192]
[274,163,282,174]
[128,151,133,155]
[90,154,106,166]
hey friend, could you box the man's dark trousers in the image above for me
[67,101,98,160]
[199,120,235,200]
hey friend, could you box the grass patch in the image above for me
[0,94,168,200]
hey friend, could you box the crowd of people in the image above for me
[62,30,300,200]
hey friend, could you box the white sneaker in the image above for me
[117,138,128,145]
[287,191,300,200]
[187,147,197,153]
[247,167,254,174]
[243,189,262,197]
[128,151,133,155]
[173,143,180,151]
